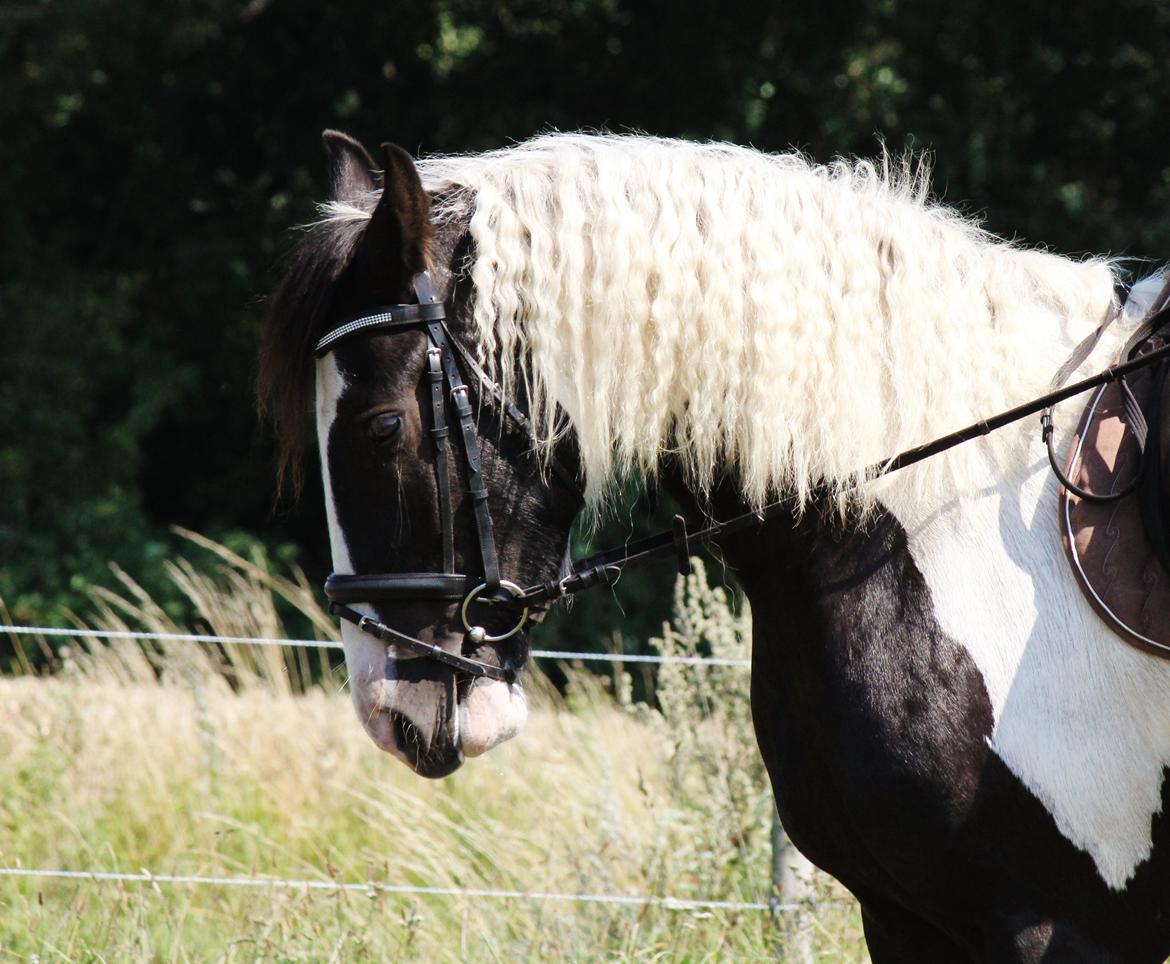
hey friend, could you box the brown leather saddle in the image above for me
[1060,328,1170,657]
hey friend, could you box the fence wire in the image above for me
[0,624,770,916]
[0,866,791,913]
[0,625,750,667]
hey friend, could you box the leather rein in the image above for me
[316,271,1170,684]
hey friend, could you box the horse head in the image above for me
[261,131,580,776]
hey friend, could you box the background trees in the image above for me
[4,0,1169,644]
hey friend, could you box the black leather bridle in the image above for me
[318,272,1170,685]
[315,270,580,683]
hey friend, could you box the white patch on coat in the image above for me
[458,680,528,756]
[883,280,1170,890]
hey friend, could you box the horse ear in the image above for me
[322,129,378,202]
[361,142,432,276]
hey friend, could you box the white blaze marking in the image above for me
[315,357,386,719]
[315,354,354,575]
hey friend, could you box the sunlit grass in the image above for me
[0,537,866,962]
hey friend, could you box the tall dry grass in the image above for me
[0,535,865,961]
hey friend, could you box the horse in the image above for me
[259,130,1170,961]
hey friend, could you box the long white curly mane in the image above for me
[340,134,1121,507]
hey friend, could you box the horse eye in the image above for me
[366,412,403,443]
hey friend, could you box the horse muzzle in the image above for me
[345,625,528,775]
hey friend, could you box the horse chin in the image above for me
[355,676,526,773]
[343,642,466,776]
[360,703,466,779]
[457,678,528,757]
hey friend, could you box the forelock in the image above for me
[257,207,373,493]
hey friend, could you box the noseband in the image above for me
[314,271,573,683]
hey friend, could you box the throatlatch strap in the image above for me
[428,347,455,573]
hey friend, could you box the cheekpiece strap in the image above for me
[428,345,456,573]
[428,319,503,592]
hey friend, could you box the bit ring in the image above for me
[460,580,529,643]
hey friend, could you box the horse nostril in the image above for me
[388,709,424,761]
[387,709,463,779]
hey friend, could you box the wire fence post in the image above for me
[771,798,814,962]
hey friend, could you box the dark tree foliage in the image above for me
[3,0,1170,647]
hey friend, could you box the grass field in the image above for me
[0,541,866,961]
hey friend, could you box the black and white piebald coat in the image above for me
[695,416,1170,958]
[263,132,1170,961]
